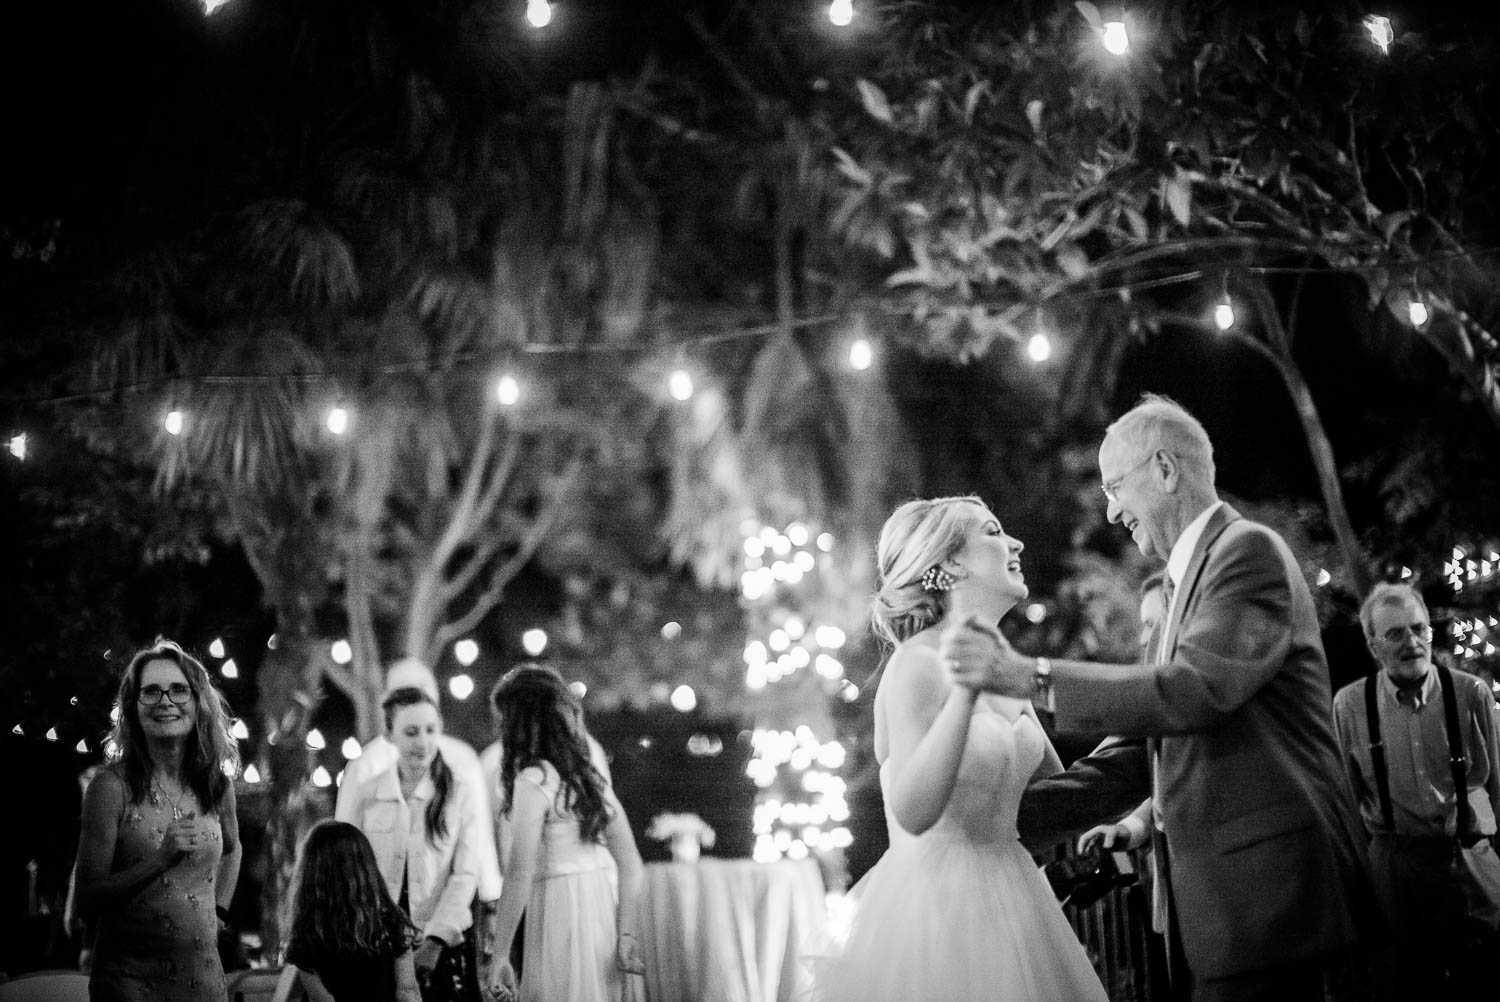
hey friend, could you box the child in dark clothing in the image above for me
[286,820,420,1002]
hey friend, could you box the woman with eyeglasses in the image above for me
[75,638,242,1002]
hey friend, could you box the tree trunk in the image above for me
[253,635,335,964]
[1245,279,1372,597]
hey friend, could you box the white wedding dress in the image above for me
[806,695,1110,1002]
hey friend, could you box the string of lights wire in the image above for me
[6,240,1496,413]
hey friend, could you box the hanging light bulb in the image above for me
[326,406,350,435]
[220,659,239,679]
[454,639,479,666]
[8,434,25,460]
[231,719,250,740]
[341,737,363,759]
[848,339,873,371]
[522,628,548,656]
[828,0,854,27]
[525,0,552,28]
[164,410,185,436]
[243,763,261,783]
[1101,21,1129,55]
[311,766,332,788]
[203,0,231,13]
[330,639,352,664]
[305,728,326,750]
[496,375,521,406]
[668,369,694,401]
[1027,333,1052,362]
[1408,299,1429,327]
[449,674,475,700]
[1363,14,1393,54]
[1214,300,1236,331]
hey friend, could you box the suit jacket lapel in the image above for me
[1162,502,1241,663]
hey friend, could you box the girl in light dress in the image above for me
[485,665,645,1002]
[805,496,1110,1002]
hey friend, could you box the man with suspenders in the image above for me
[1332,582,1500,995]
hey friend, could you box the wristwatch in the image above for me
[1033,657,1055,713]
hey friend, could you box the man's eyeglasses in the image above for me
[1379,622,1433,645]
[138,683,194,706]
[1101,454,1156,504]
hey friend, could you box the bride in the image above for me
[806,496,1109,1001]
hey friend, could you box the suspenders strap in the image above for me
[1364,665,1472,842]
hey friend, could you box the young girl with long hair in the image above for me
[285,820,421,1002]
[336,686,481,1002]
[76,638,243,1002]
[485,665,645,1002]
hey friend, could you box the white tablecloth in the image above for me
[637,858,826,1002]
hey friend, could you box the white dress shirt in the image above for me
[336,759,482,946]
[338,733,502,902]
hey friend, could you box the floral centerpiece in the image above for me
[647,811,716,863]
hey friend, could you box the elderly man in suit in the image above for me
[945,395,1371,1002]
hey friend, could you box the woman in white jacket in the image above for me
[337,686,480,1002]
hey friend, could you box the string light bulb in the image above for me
[525,0,552,28]
[330,639,352,664]
[454,639,479,666]
[848,339,873,371]
[1027,333,1052,363]
[1214,300,1236,331]
[220,658,238,679]
[522,628,548,656]
[496,375,520,406]
[1408,299,1429,327]
[164,410,185,436]
[8,434,25,460]
[828,0,854,27]
[326,406,350,435]
[668,369,694,402]
[203,0,231,13]
[209,638,225,658]
[1363,14,1394,54]
[1101,21,1129,55]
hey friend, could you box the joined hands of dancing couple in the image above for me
[935,612,1034,701]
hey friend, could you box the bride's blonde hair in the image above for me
[869,496,988,647]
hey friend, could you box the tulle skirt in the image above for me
[805,831,1110,1002]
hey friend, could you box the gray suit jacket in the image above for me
[1019,504,1372,979]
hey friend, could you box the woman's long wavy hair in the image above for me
[106,638,240,810]
[381,686,453,846]
[491,665,610,843]
[869,496,990,648]
[287,820,414,961]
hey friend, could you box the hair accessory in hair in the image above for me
[921,566,955,592]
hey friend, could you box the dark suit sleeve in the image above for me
[1049,526,1296,736]
[1017,736,1151,852]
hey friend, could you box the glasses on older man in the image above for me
[1379,622,1433,645]
[1101,454,1156,504]
[138,683,194,706]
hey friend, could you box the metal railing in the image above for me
[1050,846,1169,1002]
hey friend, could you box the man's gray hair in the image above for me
[1107,394,1216,483]
[1359,581,1430,640]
